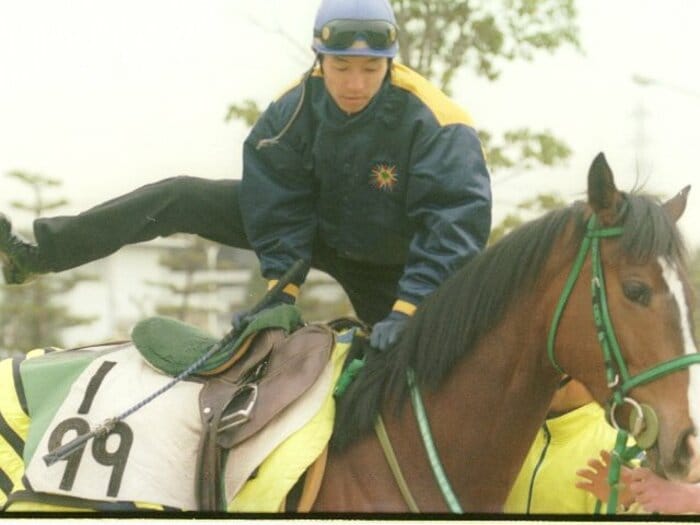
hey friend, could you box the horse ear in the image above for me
[663,185,691,223]
[587,152,624,225]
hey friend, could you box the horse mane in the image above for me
[331,191,687,450]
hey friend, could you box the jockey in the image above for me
[0,0,492,351]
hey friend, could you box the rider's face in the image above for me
[322,55,389,115]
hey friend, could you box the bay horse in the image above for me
[317,152,700,513]
[1,153,698,514]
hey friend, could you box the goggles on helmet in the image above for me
[314,19,398,51]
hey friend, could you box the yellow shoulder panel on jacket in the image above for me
[273,67,323,102]
[391,62,475,127]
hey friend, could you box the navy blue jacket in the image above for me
[241,63,491,307]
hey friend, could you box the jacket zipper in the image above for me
[526,422,551,514]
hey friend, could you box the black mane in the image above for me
[331,192,686,450]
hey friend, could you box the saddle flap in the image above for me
[198,328,286,424]
[196,324,333,510]
[217,324,334,448]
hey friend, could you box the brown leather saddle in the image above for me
[195,323,334,510]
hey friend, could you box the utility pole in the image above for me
[631,74,700,179]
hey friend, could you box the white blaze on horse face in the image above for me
[659,258,700,431]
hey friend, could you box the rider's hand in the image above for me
[370,311,409,352]
[231,283,296,331]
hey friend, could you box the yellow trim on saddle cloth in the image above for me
[227,331,353,512]
[0,360,29,508]
[5,500,170,512]
[5,500,93,512]
[0,348,55,508]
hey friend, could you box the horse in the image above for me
[318,152,700,513]
[0,152,698,514]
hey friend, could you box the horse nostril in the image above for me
[668,427,700,480]
[681,431,700,483]
[685,431,700,463]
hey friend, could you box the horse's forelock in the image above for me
[620,193,687,265]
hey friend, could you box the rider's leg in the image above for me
[311,241,403,326]
[0,177,249,283]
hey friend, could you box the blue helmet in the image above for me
[312,0,398,58]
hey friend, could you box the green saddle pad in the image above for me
[131,304,303,376]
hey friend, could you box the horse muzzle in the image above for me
[607,398,700,482]
[648,427,700,483]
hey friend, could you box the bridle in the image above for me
[547,214,700,446]
[378,213,700,514]
[546,214,700,513]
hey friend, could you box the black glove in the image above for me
[370,311,409,352]
[231,289,295,331]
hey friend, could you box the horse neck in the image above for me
[404,223,592,510]
[319,226,584,512]
[431,315,563,510]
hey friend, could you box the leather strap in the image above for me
[216,325,333,448]
[296,446,329,512]
[374,415,419,512]
[197,325,334,510]
[197,329,285,510]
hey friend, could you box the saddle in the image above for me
[195,323,334,510]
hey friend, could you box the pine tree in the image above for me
[146,236,246,332]
[0,171,97,352]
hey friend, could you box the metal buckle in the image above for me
[218,383,259,433]
[608,396,644,433]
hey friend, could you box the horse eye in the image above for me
[623,281,651,306]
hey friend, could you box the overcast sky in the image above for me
[1,0,699,247]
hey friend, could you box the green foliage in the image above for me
[0,172,96,352]
[489,192,566,243]
[391,0,581,92]
[6,171,68,214]
[479,128,572,172]
[225,99,263,126]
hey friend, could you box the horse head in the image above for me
[555,152,700,482]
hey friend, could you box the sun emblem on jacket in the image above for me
[370,163,398,191]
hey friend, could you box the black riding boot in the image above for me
[0,213,49,284]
